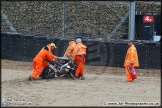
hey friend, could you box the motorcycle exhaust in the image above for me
[48,63,58,73]
[60,63,69,72]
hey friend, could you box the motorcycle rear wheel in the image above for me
[42,66,55,79]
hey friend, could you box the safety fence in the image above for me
[1,32,161,69]
[1,1,161,39]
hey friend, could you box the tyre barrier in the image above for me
[1,32,9,37]
[33,35,48,40]
[1,32,161,69]
[20,34,35,39]
[86,38,103,66]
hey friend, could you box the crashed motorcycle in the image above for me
[42,57,77,79]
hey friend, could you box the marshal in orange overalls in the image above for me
[72,39,87,78]
[63,41,76,58]
[124,41,139,82]
[41,43,58,71]
[29,47,55,79]
[29,43,58,79]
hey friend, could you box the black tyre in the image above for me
[64,72,73,78]
[42,66,55,79]
[7,33,21,38]
[33,35,48,40]
[68,70,75,78]
[20,34,35,39]
[1,32,8,37]
[68,64,77,78]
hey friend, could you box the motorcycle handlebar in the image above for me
[58,57,72,60]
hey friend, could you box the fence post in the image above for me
[62,1,66,37]
[129,1,136,40]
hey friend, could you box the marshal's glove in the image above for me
[54,60,58,63]
[58,57,61,60]
[72,61,75,65]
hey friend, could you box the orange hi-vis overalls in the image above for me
[72,42,87,77]
[30,48,54,79]
[124,44,139,82]
[41,44,58,70]
[63,41,76,57]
